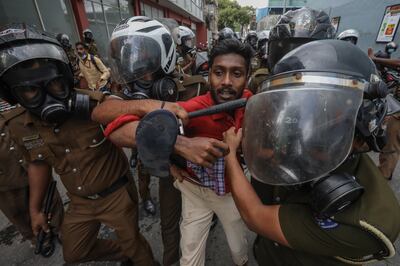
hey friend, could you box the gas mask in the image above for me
[3,60,90,124]
[124,76,178,102]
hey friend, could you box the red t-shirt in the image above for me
[104,89,253,193]
[178,89,253,139]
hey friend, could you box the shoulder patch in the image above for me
[314,216,339,229]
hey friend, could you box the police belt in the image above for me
[86,175,128,200]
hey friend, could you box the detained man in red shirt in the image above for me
[170,39,253,266]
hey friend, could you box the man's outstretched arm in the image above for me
[368,48,400,70]
[91,98,188,124]
[223,128,289,247]
[109,121,229,168]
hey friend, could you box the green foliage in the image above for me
[217,0,255,32]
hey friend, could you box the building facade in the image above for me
[256,0,307,22]
[306,0,400,57]
[0,0,207,58]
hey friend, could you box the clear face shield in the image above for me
[108,35,162,84]
[242,72,364,185]
[184,37,194,49]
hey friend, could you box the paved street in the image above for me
[0,151,398,266]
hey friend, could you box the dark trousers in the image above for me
[134,149,182,265]
[159,177,182,266]
[61,179,154,265]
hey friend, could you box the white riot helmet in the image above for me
[172,26,195,47]
[108,16,177,84]
[337,29,359,45]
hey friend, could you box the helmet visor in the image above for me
[109,35,161,84]
[0,43,68,76]
[243,75,363,185]
[184,38,194,49]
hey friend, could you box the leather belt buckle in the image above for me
[86,194,101,200]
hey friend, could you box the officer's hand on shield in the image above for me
[223,127,242,154]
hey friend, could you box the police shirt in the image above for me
[0,112,28,191]
[3,93,129,197]
[252,153,400,265]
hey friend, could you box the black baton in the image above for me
[188,98,247,119]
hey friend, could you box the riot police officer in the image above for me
[218,27,236,43]
[224,39,400,265]
[248,7,335,94]
[82,28,99,56]
[173,25,196,75]
[244,30,257,51]
[56,33,80,83]
[0,23,156,265]
[268,7,335,70]
[91,16,222,266]
[248,30,269,94]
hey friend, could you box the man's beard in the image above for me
[211,86,241,104]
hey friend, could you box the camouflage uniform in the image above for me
[65,47,80,79]
[86,41,99,56]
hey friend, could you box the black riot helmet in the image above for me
[0,23,89,123]
[244,40,387,217]
[268,7,335,70]
[83,28,94,42]
[245,31,258,50]
[56,33,71,49]
[272,41,389,153]
[218,27,235,41]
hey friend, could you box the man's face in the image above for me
[76,45,86,57]
[209,53,247,104]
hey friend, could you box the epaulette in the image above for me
[0,100,17,113]
[0,106,25,122]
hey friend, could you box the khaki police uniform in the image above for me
[252,153,400,265]
[3,92,154,265]
[112,75,207,265]
[78,55,110,91]
[0,111,63,242]
[379,115,400,179]
[248,68,270,94]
